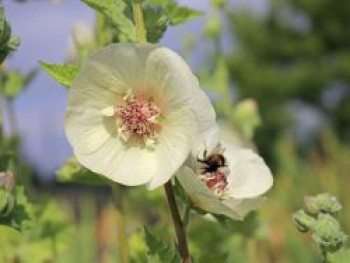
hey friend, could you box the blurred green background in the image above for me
[0,0,349,262]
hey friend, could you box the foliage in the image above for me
[145,227,181,262]
[0,4,20,63]
[40,62,80,88]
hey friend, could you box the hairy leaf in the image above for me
[165,4,202,25]
[40,61,80,88]
[145,227,181,263]
[82,0,136,42]
[0,186,35,232]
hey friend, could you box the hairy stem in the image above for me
[164,181,191,263]
[132,0,147,43]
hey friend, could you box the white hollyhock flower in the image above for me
[65,44,216,189]
[177,132,273,220]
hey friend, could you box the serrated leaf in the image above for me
[145,227,181,263]
[40,61,80,88]
[0,3,19,63]
[165,4,202,25]
[143,6,168,43]
[56,157,109,185]
[82,0,136,43]
[0,186,35,232]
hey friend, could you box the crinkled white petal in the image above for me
[176,166,242,220]
[75,136,155,186]
[65,107,114,155]
[147,108,196,189]
[222,197,266,218]
[225,144,273,199]
[143,46,217,136]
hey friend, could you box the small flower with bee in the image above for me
[177,132,273,220]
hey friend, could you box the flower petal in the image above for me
[225,145,273,199]
[75,136,155,186]
[222,197,266,218]
[176,166,242,220]
[147,108,197,189]
[65,107,116,155]
[143,47,217,133]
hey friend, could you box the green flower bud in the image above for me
[0,171,15,217]
[304,193,342,216]
[204,15,222,40]
[7,35,20,51]
[292,209,316,232]
[304,196,320,215]
[312,214,348,253]
[211,0,227,8]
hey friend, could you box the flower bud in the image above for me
[211,0,227,8]
[312,214,348,253]
[292,209,316,232]
[304,193,342,216]
[204,15,222,40]
[232,99,261,139]
[7,35,20,51]
[0,171,15,217]
[72,23,94,49]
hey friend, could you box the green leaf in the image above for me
[56,157,109,185]
[82,0,136,43]
[165,4,202,25]
[145,227,181,263]
[143,6,168,43]
[0,4,20,63]
[0,186,35,232]
[40,61,80,88]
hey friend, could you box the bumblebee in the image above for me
[197,144,227,174]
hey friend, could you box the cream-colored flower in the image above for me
[177,132,273,220]
[65,44,216,189]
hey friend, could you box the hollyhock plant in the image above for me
[64,44,216,189]
[177,132,273,220]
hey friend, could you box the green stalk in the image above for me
[131,3,191,262]
[132,0,147,43]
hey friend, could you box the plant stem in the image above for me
[164,181,191,263]
[111,185,129,263]
[321,248,329,263]
[132,0,147,43]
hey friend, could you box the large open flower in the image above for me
[65,44,216,189]
[177,132,273,220]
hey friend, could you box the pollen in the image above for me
[200,170,229,199]
[114,91,161,146]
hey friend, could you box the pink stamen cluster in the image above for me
[116,94,160,141]
[200,171,229,199]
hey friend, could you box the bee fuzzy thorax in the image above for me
[197,144,230,199]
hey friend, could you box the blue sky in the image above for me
[3,0,260,180]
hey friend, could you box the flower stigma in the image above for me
[197,144,230,200]
[101,90,161,148]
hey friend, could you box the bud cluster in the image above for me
[292,193,348,255]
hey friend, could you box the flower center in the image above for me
[197,144,230,199]
[101,91,161,148]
